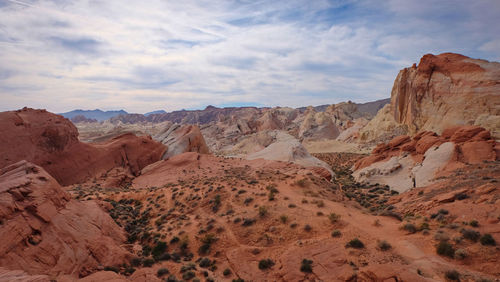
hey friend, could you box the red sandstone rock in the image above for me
[0,108,166,185]
[0,161,129,278]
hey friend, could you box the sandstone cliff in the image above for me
[360,53,500,142]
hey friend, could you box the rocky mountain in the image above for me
[145,110,167,116]
[360,53,500,143]
[60,109,128,122]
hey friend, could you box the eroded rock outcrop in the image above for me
[360,53,500,143]
[0,161,129,278]
[353,126,499,192]
[155,123,210,159]
[0,108,166,186]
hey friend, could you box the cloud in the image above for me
[49,36,102,54]
[0,0,499,113]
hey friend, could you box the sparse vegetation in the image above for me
[328,213,341,223]
[300,259,313,273]
[345,238,364,249]
[280,215,288,223]
[157,268,169,277]
[331,230,341,237]
[460,228,480,242]
[258,259,275,270]
[377,240,391,251]
[480,234,496,246]
[445,270,460,281]
[436,241,455,258]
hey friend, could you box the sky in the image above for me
[0,0,499,114]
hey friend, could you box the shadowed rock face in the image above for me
[0,108,166,186]
[0,161,129,278]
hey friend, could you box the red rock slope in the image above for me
[0,108,166,186]
[0,161,129,277]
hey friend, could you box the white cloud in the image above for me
[0,0,499,113]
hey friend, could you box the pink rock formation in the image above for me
[391,53,500,137]
[0,161,129,278]
[0,108,166,185]
[155,124,210,159]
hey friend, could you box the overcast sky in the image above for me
[1,0,499,113]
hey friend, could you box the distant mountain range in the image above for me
[144,110,167,116]
[62,98,390,124]
[59,109,128,121]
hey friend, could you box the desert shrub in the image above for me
[304,224,312,232]
[199,257,212,268]
[166,275,179,282]
[242,218,256,226]
[280,215,288,223]
[377,240,392,251]
[223,268,231,276]
[258,206,268,217]
[454,249,467,260]
[328,213,341,223]
[180,263,196,272]
[300,259,313,273]
[157,268,169,277]
[152,241,167,259]
[345,238,364,249]
[123,266,136,276]
[212,195,221,213]
[460,229,480,242]
[438,209,449,215]
[104,266,119,273]
[243,197,253,205]
[258,259,275,270]
[331,230,341,237]
[436,241,455,258]
[295,179,307,187]
[480,234,496,246]
[402,223,417,234]
[182,270,196,280]
[469,220,479,227]
[445,270,460,281]
[198,233,217,254]
[130,257,142,267]
[157,253,171,261]
[170,236,180,244]
[232,279,244,282]
[143,258,155,267]
[419,222,430,231]
[288,204,296,208]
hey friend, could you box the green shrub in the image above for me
[436,241,455,258]
[402,223,417,234]
[331,230,341,237]
[258,259,275,270]
[157,268,169,277]
[199,257,212,268]
[480,234,496,246]
[143,258,155,267]
[182,270,196,280]
[300,259,313,273]
[460,229,480,242]
[152,241,167,259]
[259,206,268,217]
[454,249,467,260]
[328,213,341,224]
[345,238,364,249]
[377,240,391,251]
[445,270,459,281]
[280,215,288,223]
